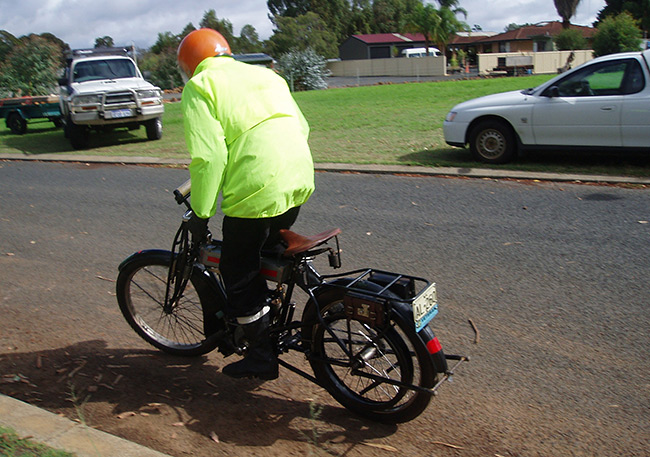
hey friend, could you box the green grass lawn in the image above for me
[2,74,649,177]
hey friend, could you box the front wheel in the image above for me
[68,120,90,150]
[302,286,437,423]
[116,251,220,356]
[145,118,163,140]
[469,120,517,164]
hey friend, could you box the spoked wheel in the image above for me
[116,251,219,356]
[303,286,437,423]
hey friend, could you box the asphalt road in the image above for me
[0,161,648,456]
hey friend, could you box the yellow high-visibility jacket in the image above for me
[181,56,314,219]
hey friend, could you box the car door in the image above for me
[620,59,650,147]
[531,59,630,147]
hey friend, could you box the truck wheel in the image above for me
[52,117,64,129]
[6,112,27,135]
[145,118,162,140]
[69,123,90,150]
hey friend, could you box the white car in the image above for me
[443,49,650,163]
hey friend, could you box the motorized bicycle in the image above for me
[116,179,466,423]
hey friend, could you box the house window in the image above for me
[499,42,510,53]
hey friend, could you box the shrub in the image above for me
[276,48,330,91]
[592,12,643,57]
[554,28,589,50]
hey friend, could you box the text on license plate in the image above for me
[108,109,132,119]
[412,282,438,332]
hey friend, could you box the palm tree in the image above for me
[554,0,581,29]
[406,3,467,55]
[437,0,468,18]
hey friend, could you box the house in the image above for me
[339,33,432,60]
[449,21,595,56]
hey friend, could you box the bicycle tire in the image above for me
[116,250,220,356]
[302,284,437,423]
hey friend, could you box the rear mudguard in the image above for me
[304,278,448,375]
[118,249,228,337]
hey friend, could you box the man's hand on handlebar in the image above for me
[188,213,209,243]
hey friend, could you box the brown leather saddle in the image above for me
[279,228,341,257]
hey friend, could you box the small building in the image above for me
[339,33,432,60]
[233,53,275,68]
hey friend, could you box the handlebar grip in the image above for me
[174,178,191,205]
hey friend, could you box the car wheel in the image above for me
[469,120,516,164]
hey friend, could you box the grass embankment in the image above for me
[1,75,649,177]
[0,426,74,457]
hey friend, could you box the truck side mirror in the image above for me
[142,70,152,81]
[58,77,68,86]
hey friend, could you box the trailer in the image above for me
[491,55,534,76]
[0,95,63,134]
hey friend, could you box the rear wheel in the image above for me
[116,252,219,356]
[302,286,436,423]
[6,112,27,135]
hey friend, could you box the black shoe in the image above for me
[222,345,279,380]
[222,308,278,380]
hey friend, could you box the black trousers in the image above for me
[220,206,301,318]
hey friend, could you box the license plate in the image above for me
[412,282,438,332]
[107,109,132,119]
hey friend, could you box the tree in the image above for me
[405,3,467,54]
[200,9,237,50]
[0,30,19,63]
[276,48,330,91]
[94,36,114,48]
[179,23,197,41]
[372,0,421,33]
[347,0,374,35]
[238,24,263,53]
[554,0,581,29]
[267,0,310,18]
[266,12,339,58]
[0,35,61,96]
[150,31,180,54]
[39,32,69,66]
[437,0,468,18]
[592,12,642,56]
[140,31,183,90]
[553,27,589,50]
[595,0,650,35]
[311,0,352,43]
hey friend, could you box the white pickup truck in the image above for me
[58,48,164,149]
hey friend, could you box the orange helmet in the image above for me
[177,28,231,79]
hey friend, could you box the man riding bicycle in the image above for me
[177,28,315,380]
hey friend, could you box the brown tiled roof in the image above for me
[464,21,595,44]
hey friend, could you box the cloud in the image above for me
[0,0,606,50]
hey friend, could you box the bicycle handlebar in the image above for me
[174,178,191,205]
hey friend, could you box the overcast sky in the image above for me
[0,0,607,50]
